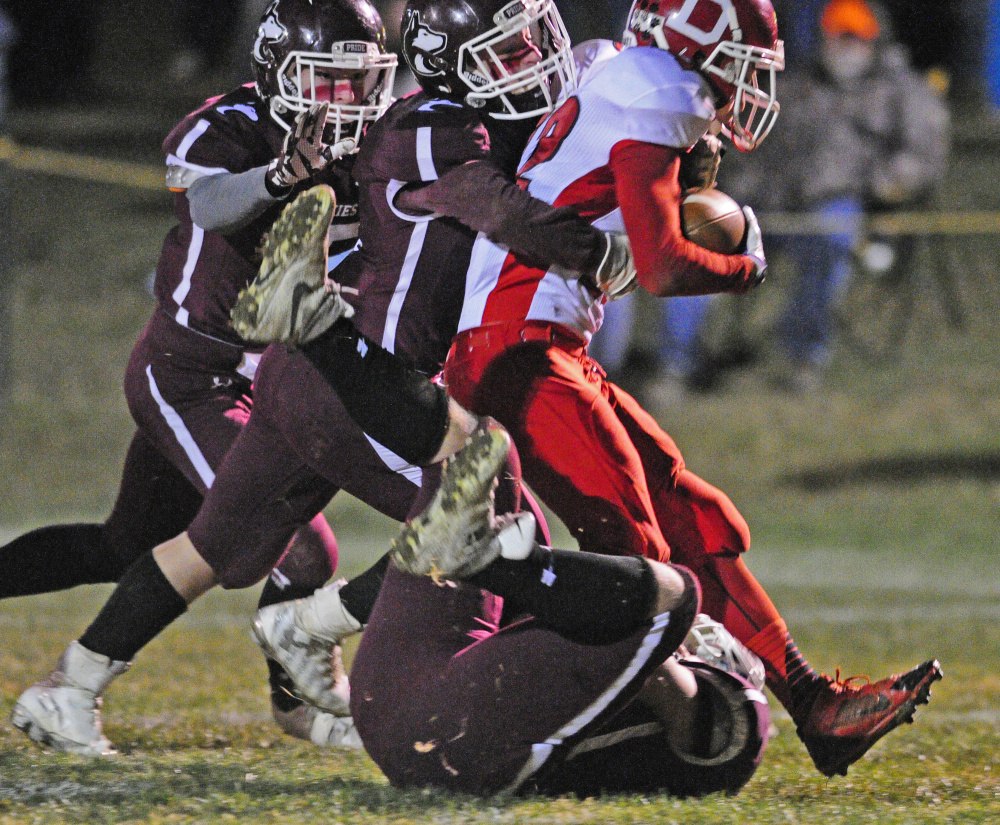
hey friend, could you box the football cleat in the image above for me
[231,184,353,346]
[796,659,943,777]
[271,701,363,749]
[252,585,356,716]
[10,641,130,756]
[390,422,518,580]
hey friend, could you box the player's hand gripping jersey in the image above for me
[156,86,360,346]
[458,41,759,343]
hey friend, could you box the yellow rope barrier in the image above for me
[0,136,165,192]
[2,135,1000,235]
[757,210,1000,236]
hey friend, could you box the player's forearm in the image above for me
[394,161,604,274]
[610,140,756,297]
[187,166,280,234]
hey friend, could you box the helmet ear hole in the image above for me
[663,660,770,797]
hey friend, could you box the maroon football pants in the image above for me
[121,309,337,585]
[351,564,683,796]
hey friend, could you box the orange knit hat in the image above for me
[821,0,880,41]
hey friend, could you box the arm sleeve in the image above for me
[610,139,757,297]
[394,161,605,275]
[185,165,281,234]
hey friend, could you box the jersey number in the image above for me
[516,97,580,189]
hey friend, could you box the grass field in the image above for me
[1,114,999,822]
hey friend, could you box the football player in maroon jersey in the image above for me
[242,0,941,781]
[352,422,771,797]
[9,0,637,756]
[3,0,397,750]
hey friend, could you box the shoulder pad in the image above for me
[573,39,622,81]
[585,47,715,149]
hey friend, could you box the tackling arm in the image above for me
[611,140,760,297]
[394,160,611,281]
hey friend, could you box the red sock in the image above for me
[689,555,818,716]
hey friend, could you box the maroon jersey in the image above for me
[349,93,536,376]
[156,84,359,345]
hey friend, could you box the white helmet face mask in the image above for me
[683,614,766,690]
[458,0,578,120]
[272,41,397,145]
[699,38,784,151]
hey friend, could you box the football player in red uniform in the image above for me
[4,0,397,750]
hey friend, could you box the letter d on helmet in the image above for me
[623,0,784,150]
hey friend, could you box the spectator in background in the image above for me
[722,0,949,391]
[589,289,716,402]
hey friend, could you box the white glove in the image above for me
[741,206,766,288]
[590,231,637,300]
[264,103,356,196]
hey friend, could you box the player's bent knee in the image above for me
[196,523,302,590]
[676,470,751,556]
[276,518,339,584]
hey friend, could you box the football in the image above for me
[681,188,747,254]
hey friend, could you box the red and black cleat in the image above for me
[796,659,943,777]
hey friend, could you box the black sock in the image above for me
[338,553,390,626]
[257,576,316,610]
[257,577,319,712]
[78,552,188,662]
[469,548,658,644]
[0,524,128,598]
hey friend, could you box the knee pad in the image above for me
[665,470,751,562]
[273,518,339,588]
[301,320,450,466]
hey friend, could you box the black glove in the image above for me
[264,103,356,197]
[679,134,725,194]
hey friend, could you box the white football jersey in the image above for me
[458,40,717,340]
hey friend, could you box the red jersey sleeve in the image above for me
[609,139,757,297]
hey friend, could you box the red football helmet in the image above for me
[623,0,784,150]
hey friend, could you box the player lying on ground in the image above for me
[0,0,400,746]
[8,0,636,756]
[350,422,770,797]
[243,0,942,779]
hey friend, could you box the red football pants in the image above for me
[445,321,786,675]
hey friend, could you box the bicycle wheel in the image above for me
[834,239,916,363]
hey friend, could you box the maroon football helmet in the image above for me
[400,0,577,120]
[252,0,397,144]
[664,660,771,796]
[623,0,784,150]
